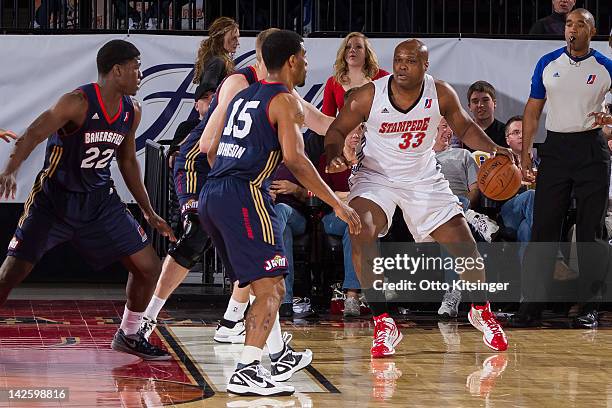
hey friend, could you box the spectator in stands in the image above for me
[498,116,536,262]
[192,17,239,92]
[322,32,389,117]
[529,0,575,35]
[269,165,309,318]
[110,0,141,29]
[34,0,62,29]
[317,123,363,317]
[144,0,190,29]
[433,117,499,318]
[167,84,214,168]
[467,81,508,149]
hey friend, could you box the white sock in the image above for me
[144,295,166,321]
[266,313,285,357]
[120,306,144,336]
[239,345,263,365]
[224,298,248,322]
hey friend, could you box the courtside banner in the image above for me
[0,35,609,202]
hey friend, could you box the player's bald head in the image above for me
[394,39,428,62]
[567,8,595,27]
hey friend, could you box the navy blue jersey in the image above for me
[43,83,135,192]
[207,80,290,192]
[175,66,259,192]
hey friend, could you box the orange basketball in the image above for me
[477,155,522,201]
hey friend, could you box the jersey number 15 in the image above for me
[223,98,261,139]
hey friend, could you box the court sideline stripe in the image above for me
[158,325,215,398]
[305,365,341,393]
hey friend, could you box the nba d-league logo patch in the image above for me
[8,236,19,250]
[264,255,287,272]
[424,98,432,109]
[586,75,596,84]
[137,225,147,242]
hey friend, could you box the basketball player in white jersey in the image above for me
[325,39,514,356]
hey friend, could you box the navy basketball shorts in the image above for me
[198,177,288,287]
[173,161,206,214]
[7,178,149,268]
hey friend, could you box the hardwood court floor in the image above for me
[0,299,610,407]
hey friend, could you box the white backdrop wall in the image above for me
[0,34,609,202]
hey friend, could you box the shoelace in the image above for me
[482,312,503,336]
[373,319,394,346]
[256,364,273,380]
[141,319,155,334]
[444,292,460,308]
[281,332,295,353]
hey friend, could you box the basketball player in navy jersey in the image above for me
[0,40,174,360]
[140,28,335,382]
[199,30,360,396]
[325,39,514,356]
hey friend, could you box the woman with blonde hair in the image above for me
[192,17,240,93]
[321,32,389,116]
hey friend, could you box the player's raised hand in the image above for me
[145,212,177,242]
[0,172,17,200]
[0,129,17,144]
[333,202,361,235]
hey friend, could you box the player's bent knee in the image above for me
[168,213,210,269]
[0,256,33,288]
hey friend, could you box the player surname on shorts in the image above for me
[217,142,246,159]
[373,279,510,293]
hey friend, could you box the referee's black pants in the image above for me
[522,129,610,307]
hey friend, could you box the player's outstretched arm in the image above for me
[200,75,249,165]
[0,91,87,199]
[274,93,361,235]
[291,90,334,136]
[324,83,373,173]
[116,102,176,241]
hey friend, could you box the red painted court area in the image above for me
[0,300,204,407]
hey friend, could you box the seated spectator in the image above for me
[433,117,499,242]
[467,81,508,150]
[529,0,575,35]
[322,32,389,117]
[433,117,499,318]
[317,125,363,317]
[498,116,536,263]
[111,0,141,29]
[269,164,309,318]
[167,83,214,168]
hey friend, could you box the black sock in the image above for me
[363,287,388,317]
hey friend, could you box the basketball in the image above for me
[477,155,522,201]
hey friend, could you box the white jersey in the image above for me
[353,74,442,184]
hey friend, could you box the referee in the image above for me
[513,8,612,328]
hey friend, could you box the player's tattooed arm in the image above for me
[324,83,373,173]
[116,101,176,241]
[275,94,361,235]
[1,91,87,191]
